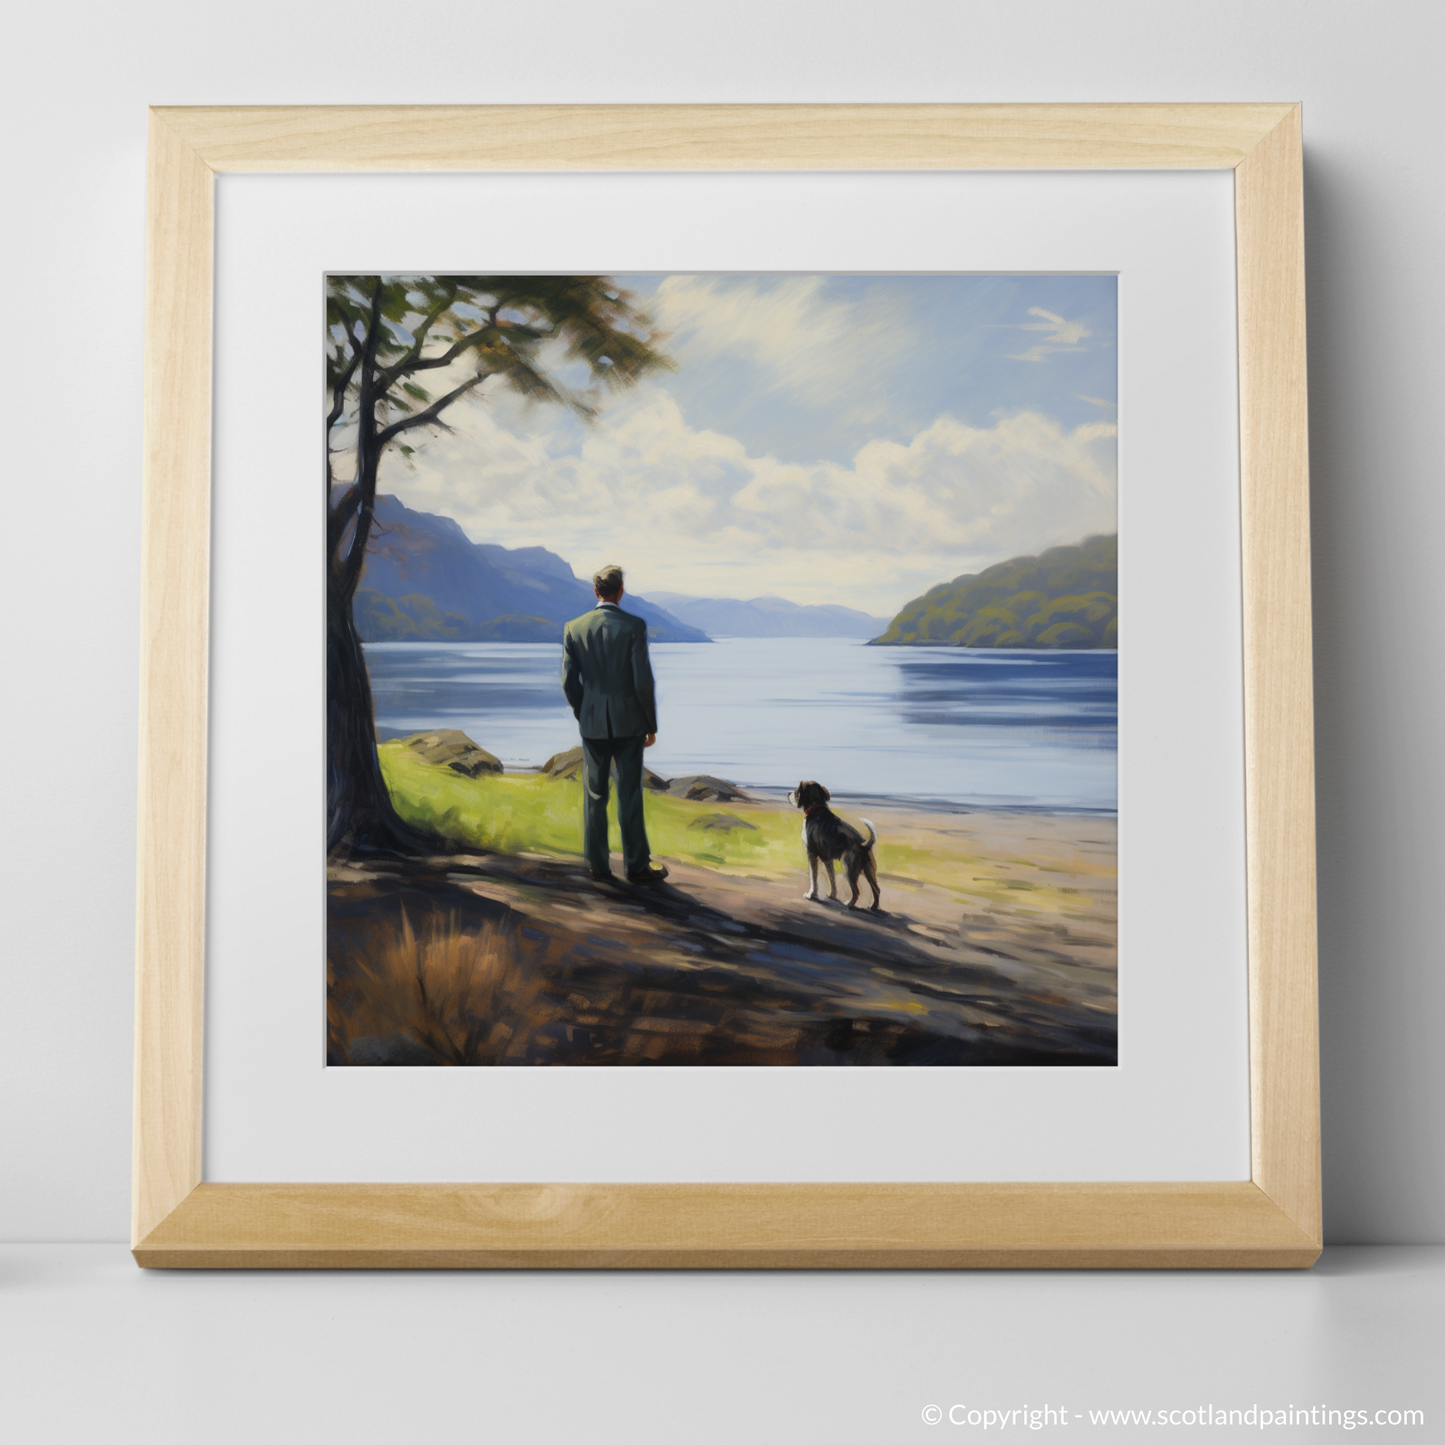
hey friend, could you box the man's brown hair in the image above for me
[593,564,624,599]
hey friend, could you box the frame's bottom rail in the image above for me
[133,1182,1321,1270]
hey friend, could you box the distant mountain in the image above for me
[646,592,891,639]
[350,494,709,643]
[871,535,1117,649]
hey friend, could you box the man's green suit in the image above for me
[561,602,657,877]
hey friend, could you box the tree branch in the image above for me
[337,365,494,592]
[375,287,458,390]
[376,369,494,447]
[327,345,361,434]
[392,323,499,377]
[387,305,522,383]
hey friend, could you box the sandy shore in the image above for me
[659,786,1118,973]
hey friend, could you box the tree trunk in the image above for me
[326,281,446,859]
[326,576,437,858]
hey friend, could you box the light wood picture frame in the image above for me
[134,103,1318,1268]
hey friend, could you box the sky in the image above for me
[370,273,1117,619]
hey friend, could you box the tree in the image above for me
[325,275,673,857]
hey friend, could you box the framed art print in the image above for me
[323,266,1123,1072]
[135,105,1319,1267]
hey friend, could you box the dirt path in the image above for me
[329,801,1116,1066]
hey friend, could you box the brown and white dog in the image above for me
[787,780,881,911]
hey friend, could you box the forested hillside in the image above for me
[871,536,1117,649]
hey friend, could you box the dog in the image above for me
[787,780,881,912]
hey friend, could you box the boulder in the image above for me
[666,774,751,803]
[541,745,669,791]
[541,745,585,777]
[686,812,758,832]
[400,729,502,777]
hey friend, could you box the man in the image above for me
[561,565,669,886]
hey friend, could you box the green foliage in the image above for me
[874,535,1117,649]
[471,615,565,643]
[355,590,472,640]
[355,591,562,643]
[327,274,675,450]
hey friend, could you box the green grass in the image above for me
[378,742,801,874]
[377,743,1106,914]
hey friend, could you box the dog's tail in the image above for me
[858,818,877,850]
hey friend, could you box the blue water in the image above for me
[364,637,1117,811]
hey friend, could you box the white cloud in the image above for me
[1009,306,1093,364]
[377,386,1116,617]
[650,274,910,416]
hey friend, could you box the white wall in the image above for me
[1,0,1440,1243]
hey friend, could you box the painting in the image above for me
[325,273,1118,1068]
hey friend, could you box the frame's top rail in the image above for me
[153,102,1298,174]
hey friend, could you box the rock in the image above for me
[400,729,502,777]
[347,1034,438,1066]
[541,745,585,777]
[686,812,758,832]
[541,745,669,790]
[666,774,751,803]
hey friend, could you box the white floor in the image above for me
[2,1246,1440,1442]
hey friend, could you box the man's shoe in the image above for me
[627,864,669,886]
[589,869,618,883]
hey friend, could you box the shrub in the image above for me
[328,909,551,1065]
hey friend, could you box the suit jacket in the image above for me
[562,603,657,739]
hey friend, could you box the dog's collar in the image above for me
[803,803,826,816]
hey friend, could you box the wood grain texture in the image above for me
[155,103,1297,173]
[134,1183,1319,1269]
[133,113,213,1247]
[1235,107,1322,1243]
[134,102,1320,1268]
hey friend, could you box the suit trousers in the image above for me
[581,734,652,876]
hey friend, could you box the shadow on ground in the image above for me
[328,848,1116,1067]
